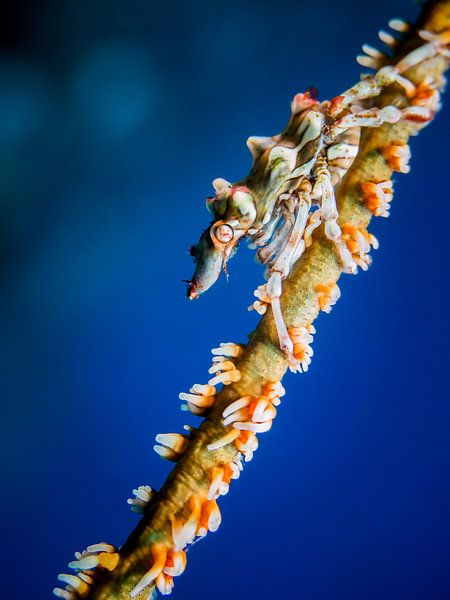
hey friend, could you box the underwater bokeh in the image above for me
[1,1,449,598]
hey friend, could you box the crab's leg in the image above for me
[313,158,356,274]
[248,208,282,248]
[396,38,450,73]
[326,127,360,186]
[328,100,436,141]
[266,271,292,353]
[330,27,450,118]
[265,183,311,354]
[327,105,403,140]
[257,213,294,265]
[329,67,415,117]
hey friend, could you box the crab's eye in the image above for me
[214,223,234,244]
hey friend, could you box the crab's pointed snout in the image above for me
[185,226,225,300]
[186,281,200,300]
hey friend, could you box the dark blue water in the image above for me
[1,1,449,598]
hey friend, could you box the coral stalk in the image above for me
[55,2,450,599]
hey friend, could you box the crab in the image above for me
[186,22,449,356]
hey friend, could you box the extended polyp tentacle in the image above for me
[130,544,168,598]
[252,397,276,423]
[53,589,76,600]
[179,383,216,415]
[315,282,341,313]
[207,349,243,386]
[57,574,90,597]
[206,428,240,451]
[211,342,244,359]
[171,496,202,551]
[208,360,237,375]
[163,550,187,578]
[341,223,379,271]
[356,44,389,71]
[156,573,174,596]
[198,500,222,534]
[234,420,273,433]
[223,407,251,427]
[248,283,271,315]
[361,180,394,217]
[411,77,443,111]
[207,356,241,386]
[54,542,121,599]
[388,18,410,33]
[287,325,316,373]
[381,142,411,173]
[208,466,225,500]
[68,548,119,572]
[222,396,253,419]
[127,485,154,513]
[207,381,284,458]
[379,23,402,47]
[419,27,450,44]
[154,433,189,461]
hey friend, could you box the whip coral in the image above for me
[53,2,450,599]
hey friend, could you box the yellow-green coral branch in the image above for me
[64,3,450,599]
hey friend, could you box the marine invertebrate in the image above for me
[53,2,450,599]
[186,15,449,353]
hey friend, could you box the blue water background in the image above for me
[1,1,449,598]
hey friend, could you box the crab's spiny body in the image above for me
[187,21,447,354]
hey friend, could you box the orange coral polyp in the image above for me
[130,544,168,598]
[361,180,393,217]
[381,142,411,173]
[341,223,378,271]
[208,466,225,500]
